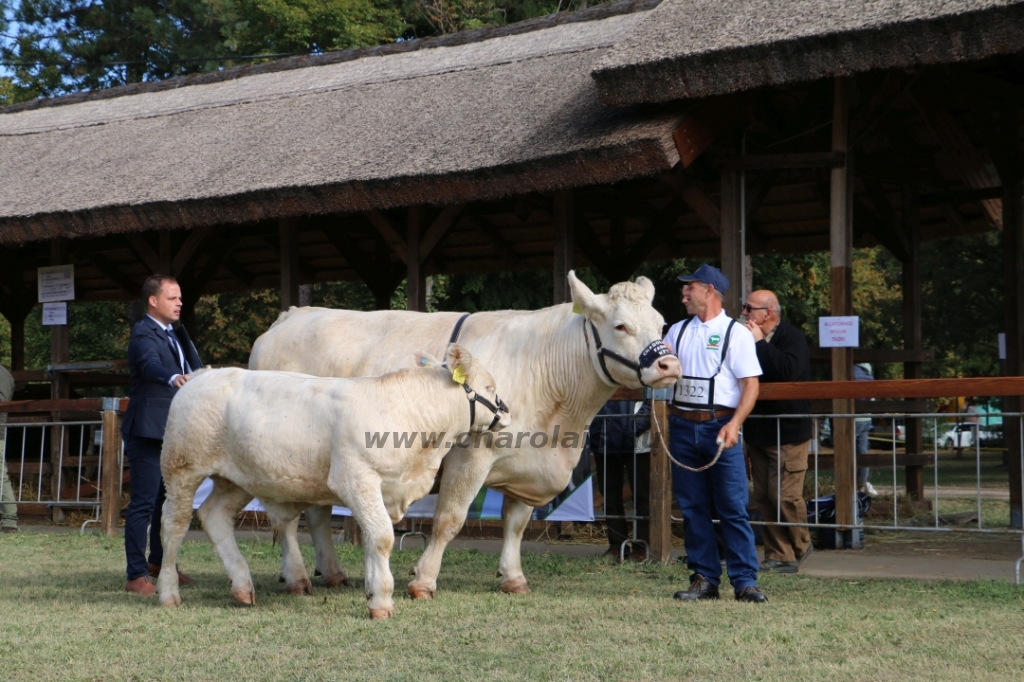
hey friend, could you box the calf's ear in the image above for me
[444,343,474,376]
[568,270,609,321]
[413,349,442,368]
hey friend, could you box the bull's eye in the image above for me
[486,386,494,393]
[614,324,627,332]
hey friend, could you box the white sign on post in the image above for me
[37,264,75,303]
[818,316,860,347]
[42,302,68,326]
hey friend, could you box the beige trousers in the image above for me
[746,440,811,562]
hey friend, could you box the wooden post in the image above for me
[720,169,744,317]
[647,397,673,564]
[10,316,25,371]
[100,399,123,537]
[159,231,172,275]
[49,239,71,522]
[901,187,924,500]
[830,78,856,529]
[553,190,574,304]
[406,206,427,312]
[1003,173,1024,529]
[279,219,300,311]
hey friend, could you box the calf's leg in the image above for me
[497,497,534,594]
[306,504,349,587]
[409,450,491,599]
[199,479,257,605]
[343,490,396,619]
[266,503,313,596]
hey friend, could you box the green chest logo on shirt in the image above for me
[706,334,721,350]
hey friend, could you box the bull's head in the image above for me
[569,271,682,389]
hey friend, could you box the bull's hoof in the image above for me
[231,586,256,605]
[369,606,395,620]
[278,574,285,583]
[160,594,182,608]
[322,572,351,588]
[314,569,322,577]
[500,579,531,595]
[284,578,314,596]
[408,583,436,600]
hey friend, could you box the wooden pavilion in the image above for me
[2,0,1023,530]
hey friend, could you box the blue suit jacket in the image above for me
[122,316,203,440]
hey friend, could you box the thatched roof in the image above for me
[593,0,1024,106]
[0,0,678,245]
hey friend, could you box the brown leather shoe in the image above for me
[125,576,157,595]
[148,562,194,586]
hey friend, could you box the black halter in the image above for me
[582,318,674,388]
[443,313,507,431]
[462,382,509,432]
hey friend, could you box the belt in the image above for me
[668,405,735,422]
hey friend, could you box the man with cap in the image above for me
[663,264,767,603]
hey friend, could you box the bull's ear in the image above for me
[568,270,608,320]
[413,350,442,368]
[635,276,656,303]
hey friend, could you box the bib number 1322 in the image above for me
[677,376,712,405]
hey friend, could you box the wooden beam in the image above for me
[720,169,744,316]
[668,173,721,234]
[365,210,408,265]
[189,237,239,296]
[808,348,934,364]
[918,186,1003,206]
[831,77,856,528]
[464,215,523,266]
[673,97,740,168]
[77,249,138,298]
[758,376,1024,401]
[572,213,615,282]
[406,206,426,311]
[553,190,574,304]
[125,234,163,275]
[279,219,300,311]
[419,204,465,263]
[724,151,844,171]
[648,400,672,564]
[170,226,213,277]
[744,169,779,224]
[850,71,919,149]
[859,178,911,262]
[321,218,403,303]
[902,186,924,498]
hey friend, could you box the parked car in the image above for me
[939,423,1003,449]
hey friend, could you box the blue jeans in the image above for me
[670,415,759,592]
[123,434,166,580]
[855,420,871,487]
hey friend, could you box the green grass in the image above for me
[2,532,1024,681]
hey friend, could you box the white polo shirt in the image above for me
[663,310,762,409]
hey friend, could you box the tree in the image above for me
[233,0,404,55]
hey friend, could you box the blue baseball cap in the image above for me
[678,264,730,293]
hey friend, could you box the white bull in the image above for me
[157,344,509,618]
[249,271,681,597]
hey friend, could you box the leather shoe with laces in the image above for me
[760,558,799,574]
[735,586,768,603]
[125,576,157,596]
[673,575,719,602]
[148,562,194,585]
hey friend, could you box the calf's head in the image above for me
[415,344,511,432]
[569,271,682,389]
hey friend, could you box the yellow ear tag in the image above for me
[572,302,582,315]
[452,367,467,384]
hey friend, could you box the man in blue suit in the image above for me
[122,274,203,595]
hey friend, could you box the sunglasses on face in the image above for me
[742,304,769,313]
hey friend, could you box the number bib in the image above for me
[674,375,715,408]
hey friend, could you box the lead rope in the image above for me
[648,396,726,473]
